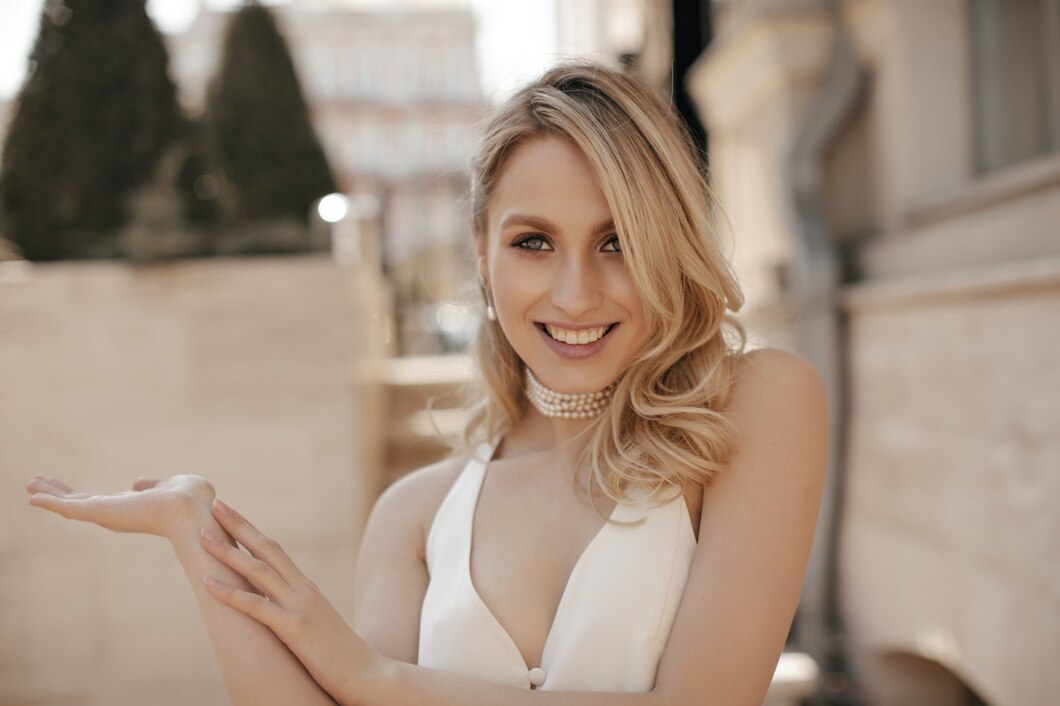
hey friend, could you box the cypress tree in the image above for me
[203,3,336,225]
[0,0,184,260]
[175,123,229,228]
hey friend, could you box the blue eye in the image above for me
[601,235,622,253]
[513,233,552,252]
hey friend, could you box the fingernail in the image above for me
[201,528,218,543]
[203,576,220,589]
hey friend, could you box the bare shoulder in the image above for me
[716,346,829,486]
[731,346,827,399]
[353,452,468,661]
[364,452,468,558]
[726,347,828,428]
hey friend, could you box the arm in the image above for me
[204,465,666,706]
[651,348,829,705]
[352,459,457,662]
[171,503,339,705]
[25,475,337,706]
[204,348,828,706]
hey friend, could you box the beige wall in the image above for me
[840,260,1060,706]
[691,0,1060,703]
[0,256,385,705]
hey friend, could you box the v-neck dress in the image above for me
[417,438,698,692]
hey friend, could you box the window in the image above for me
[443,45,470,100]
[401,120,424,174]
[970,0,1060,173]
[356,121,380,172]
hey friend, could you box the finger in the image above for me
[25,476,77,496]
[133,478,160,491]
[203,576,294,637]
[200,528,292,603]
[42,476,77,493]
[28,492,98,522]
[211,499,303,585]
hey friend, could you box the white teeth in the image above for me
[545,324,609,345]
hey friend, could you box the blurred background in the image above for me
[0,1,1057,704]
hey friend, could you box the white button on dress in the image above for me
[418,438,698,692]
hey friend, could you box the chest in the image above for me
[418,448,701,691]
[468,468,701,670]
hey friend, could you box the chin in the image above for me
[529,364,621,396]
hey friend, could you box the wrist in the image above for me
[163,495,217,545]
[336,648,398,706]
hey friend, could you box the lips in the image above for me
[534,322,618,360]
[543,323,616,345]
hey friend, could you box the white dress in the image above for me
[418,438,697,692]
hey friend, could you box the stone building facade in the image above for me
[689,0,1060,704]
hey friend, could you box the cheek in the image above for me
[608,267,645,317]
[490,258,543,318]
[611,270,652,343]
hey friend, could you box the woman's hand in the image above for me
[200,498,382,703]
[26,474,217,540]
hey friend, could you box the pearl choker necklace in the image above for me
[524,367,617,419]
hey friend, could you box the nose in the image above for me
[549,255,603,319]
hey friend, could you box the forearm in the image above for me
[354,659,668,706]
[168,506,337,706]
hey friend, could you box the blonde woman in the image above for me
[26,62,827,705]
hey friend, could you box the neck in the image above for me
[506,406,596,457]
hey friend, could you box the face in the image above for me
[478,135,650,395]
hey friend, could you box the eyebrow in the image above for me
[499,214,616,236]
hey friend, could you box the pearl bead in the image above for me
[524,368,616,419]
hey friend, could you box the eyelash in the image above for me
[512,233,550,252]
[511,233,622,254]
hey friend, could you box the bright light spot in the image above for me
[434,302,476,337]
[317,193,348,223]
[772,652,818,684]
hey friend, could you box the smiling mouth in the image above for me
[536,322,618,346]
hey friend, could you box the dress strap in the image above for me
[424,436,501,568]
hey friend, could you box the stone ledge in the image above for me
[840,255,1060,313]
[906,152,1060,231]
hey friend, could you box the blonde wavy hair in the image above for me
[460,60,747,506]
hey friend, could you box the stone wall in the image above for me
[840,260,1060,705]
[0,256,385,705]
[689,0,1060,703]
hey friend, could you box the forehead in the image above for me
[487,135,612,233]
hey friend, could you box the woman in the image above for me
[26,62,827,705]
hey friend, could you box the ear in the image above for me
[472,218,488,282]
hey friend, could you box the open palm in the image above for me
[25,474,217,539]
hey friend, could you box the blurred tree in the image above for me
[202,2,336,227]
[0,0,184,261]
[175,123,231,228]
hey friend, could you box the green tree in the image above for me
[202,2,336,226]
[0,0,184,261]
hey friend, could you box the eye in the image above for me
[601,234,622,253]
[512,233,553,252]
